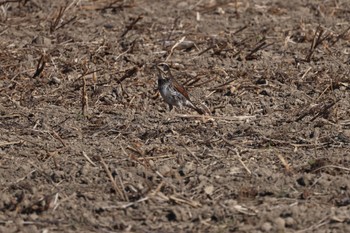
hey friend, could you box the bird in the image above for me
[156,63,204,114]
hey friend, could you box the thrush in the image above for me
[157,63,204,114]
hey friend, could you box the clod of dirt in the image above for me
[274,217,286,230]
[261,222,272,232]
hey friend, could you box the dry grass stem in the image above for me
[81,151,97,166]
[0,140,23,147]
[276,153,292,173]
[169,195,201,208]
[114,168,129,202]
[165,36,186,62]
[81,76,88,117]
[311,165,350,173]
[182,143,201,164]
[99,155,125,200]
[233,148,251,175]
[175,114,256,121]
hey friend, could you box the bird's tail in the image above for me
[187,101,206,115]
[194,106,205,115]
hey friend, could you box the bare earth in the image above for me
[1,0,350,232]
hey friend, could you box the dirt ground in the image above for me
[1,0,350,232]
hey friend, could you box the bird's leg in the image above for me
[164,104,173,121]
[168,104,173,112]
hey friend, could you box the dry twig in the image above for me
[165,36,186,62]
[233,148,251,175]
[182,143,201,164]
[116,66,138,84]
[120,15,143,38]
[114,168,129,202]
[81,76,88,117]
[175,114,256,122]
[304,26,331,62]
[276,153,292,174]
[50,6,76,33]
[81,151,97,166]
[32,54,46,79]
[99,155,125,200]
[0,140,23,147]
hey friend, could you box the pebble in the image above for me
[285,217,296,227]
[261,222,272,232]
[176,1,188,9]
[51,76,61,84]
[158,165,171,176]
[274,217,285,230]
[181,162,193,175]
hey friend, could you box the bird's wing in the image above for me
[169,71,191,101]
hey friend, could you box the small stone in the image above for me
[51,76,61,84]
[204,185,214,195]
[274,217,285,230]
[0,193,11,208]
[285,217,295,227]
[188,71,197,77]
[177,1,188,9]
[28,213,38,221]
[229,167,240,175]
[26,225,38,233]
[198,175,207,182]
[196,167,205,175]
[14,218,24,227]
[215,7,225,15]
[158,165,171,176]
[261,222,272,232]
[176,41,195,50]
[172,63,185,70]
[32,36,44,45]
[182,162,193,175]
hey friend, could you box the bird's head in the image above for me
[156,63,171,76]
[156,63,171,89]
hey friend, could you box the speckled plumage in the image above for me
[157,63,204,114]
